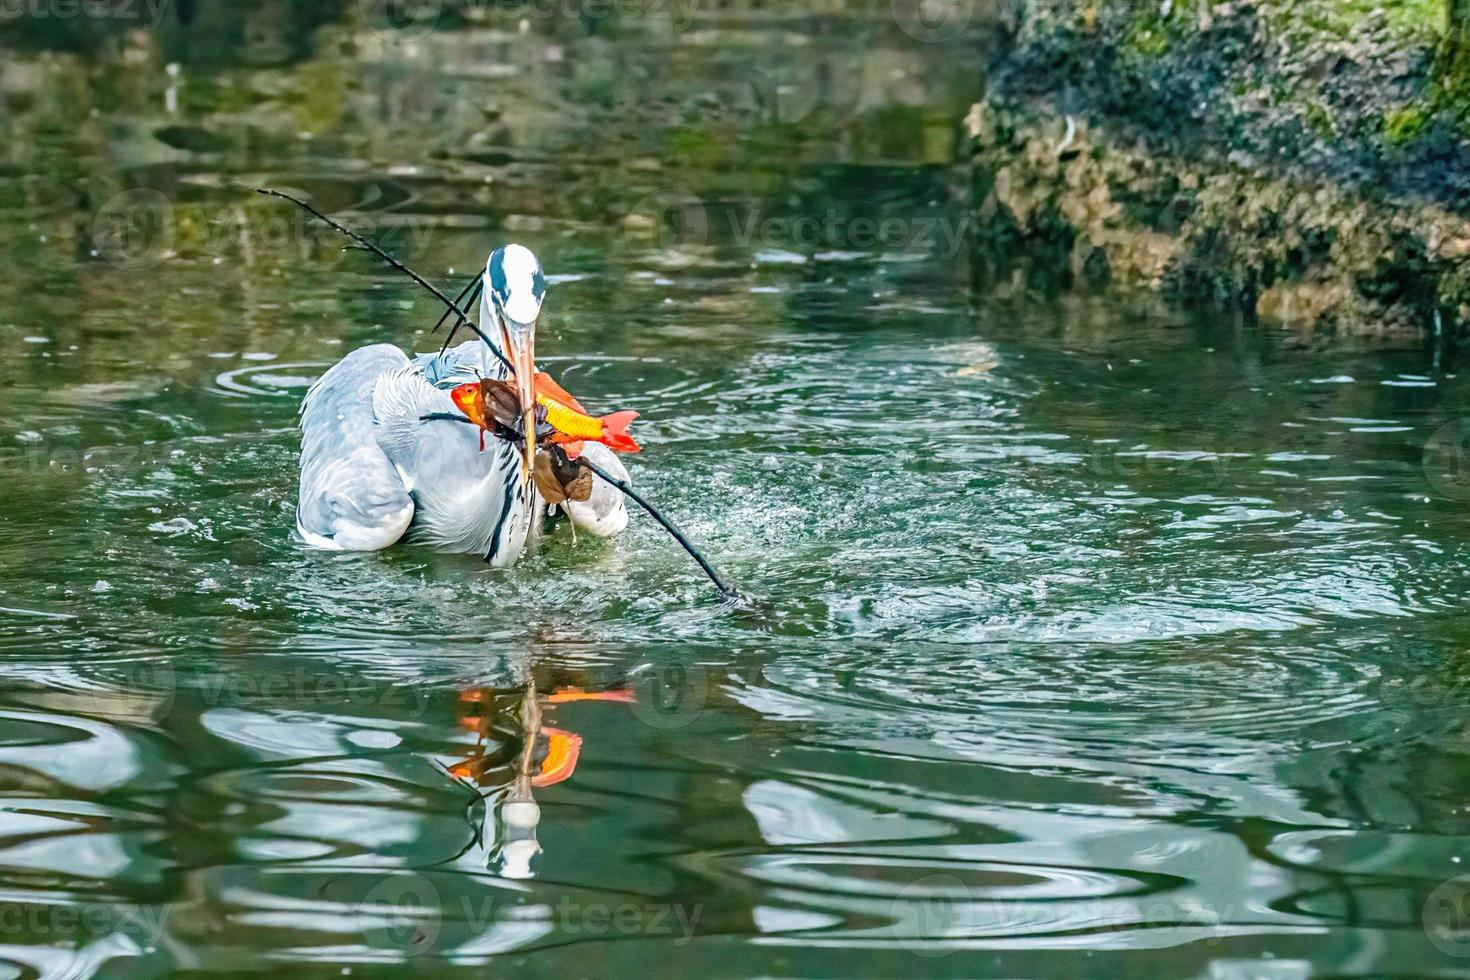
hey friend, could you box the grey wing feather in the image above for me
[413,339,510,387]
[296,344,416,551]
[370,362,471,486]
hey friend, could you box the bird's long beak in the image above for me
[504,322,537,478]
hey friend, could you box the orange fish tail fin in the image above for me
[600,410,641,453]
[531,729,583,787]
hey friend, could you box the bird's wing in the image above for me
[370,361,464,476]
[297,344,416,551]
[412,339,511,387]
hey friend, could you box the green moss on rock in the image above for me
[969,98,1470,340]
[1383,103,1432,144]
[1306,102,1337,139]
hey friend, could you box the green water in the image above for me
[3,4,1470,976]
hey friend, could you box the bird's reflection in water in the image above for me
[446,680,633,879]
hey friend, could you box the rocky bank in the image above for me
[970,0,1470,343]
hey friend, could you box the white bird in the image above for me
[295,244,629,564]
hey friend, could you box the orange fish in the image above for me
[533,372,585,413]
[531,372,639,455]
[538,396,639,455]
[544,687,637,704]
[449,375,640,456]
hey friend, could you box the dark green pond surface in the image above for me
[4,4,1470,976]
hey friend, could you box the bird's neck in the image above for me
[478,297,511,376]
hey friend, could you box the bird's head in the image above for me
[482,243,546,476]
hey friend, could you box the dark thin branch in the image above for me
[426,758,493,867]
[255,188,513,373]
[577,456,742,603]
[439,276,483,356]
[430,757,490,801]
[435,273,480,336]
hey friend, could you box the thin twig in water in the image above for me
[426,759,494,867]
[576,456,741,602]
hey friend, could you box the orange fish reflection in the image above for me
[446,681,635,878]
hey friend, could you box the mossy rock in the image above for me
[1384,103,1432,145]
